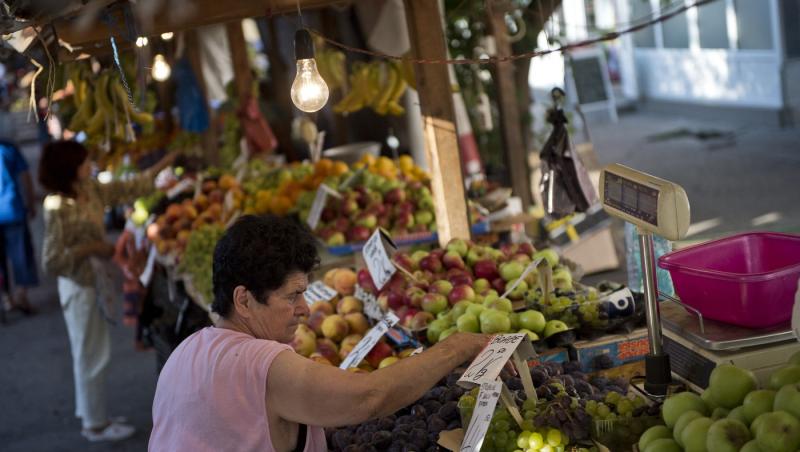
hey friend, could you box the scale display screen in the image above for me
[604,172,660,226]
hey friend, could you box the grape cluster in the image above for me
[514,427,574,452]
[326,372,464,451]
[524,288,615,331]
[177,224,225,306]
[458,388,522,452]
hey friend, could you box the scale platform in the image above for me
[659,299,794,351]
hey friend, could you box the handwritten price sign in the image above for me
[354,284,383,320]
[304,281,338,305]
[458,334,527,388]
[460,380,501,452]
[339,312,400,369]
[362,229,397,290]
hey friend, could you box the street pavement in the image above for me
[1,107,799,451]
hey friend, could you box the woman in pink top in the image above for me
[149,215,488,452]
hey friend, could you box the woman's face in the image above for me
[77,157,92,182]
[246,272,310,343]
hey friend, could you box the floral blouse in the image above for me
[42,177,154,287]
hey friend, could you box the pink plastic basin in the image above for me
[658,232,800,328]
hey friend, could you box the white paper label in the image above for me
[460,380,502,452]
[459,334,527,387]
[304,281,338,305]
[792,277,800,342]
[362,229,397,290]
[600,287,636,315]
[410,347,424,356]
[223,190,236,214]
[139,246,158,287]
[339,312,400,369]
[166,178,194,199]
[354,284,383,320]
[501,257,543,299]
[338,168,364,191]
[306,185,331,230]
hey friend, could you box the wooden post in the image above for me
[404,0,471,246]
[489,1,534,211]
[225,20,253,101]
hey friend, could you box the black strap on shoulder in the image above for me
[292,423,307,452]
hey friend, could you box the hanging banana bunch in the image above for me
[333,60,408,116]
[316,47,347,92]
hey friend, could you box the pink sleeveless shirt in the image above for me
[149,327,327,451]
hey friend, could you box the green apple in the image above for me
[743,390,776,424]
[534,248,559,268]
[750,412,769,437]
[768,365,800,390]
[662,392,709,428]
[466,303,485,318]
[740,439,763,452]
[486,297,513,313]
[438,326,457,342]
[421,293,448,314]
[639,425,672,451]
[499,261,525,282]
[479,309,511,334]
[773,382,800,419]
[507,280,529,300]
[712,407,730,419]
[755,411,800,452]
[552,267,573,291]
[701,388,718,411]
[518,310,547,334]
[706,418,751,452]
[517,328,539,341]
[451,301,472,319]
[790,351,800,366]
[472,278,491,294]
[456,313,480,333]
[482,292,499,307]
[543,320,569,338]
[643,438,681,452]
[680,416,713,452]
[710,364,758,409]
[426,318,450,344]
[673,410,703,446]
[727,406,749,426]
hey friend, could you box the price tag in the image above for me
[458,334,527,388]
[362,228,397,290]
[410,347,424,356]
[501,257,544,299]
[599,287,636,317]
[306,184,341,230]
[166,178,194,199]
[139,246,158,287]
[460,380,501,452]
[792,277,800,342]
[354,284,383,320]
[338,168,365,191]
[339,312,400,369]
[304,281,338,305]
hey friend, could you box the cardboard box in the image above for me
[560,222,620,275]
[527,347,570,367]
[570,328,650,373]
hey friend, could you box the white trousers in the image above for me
[58,277,111,430]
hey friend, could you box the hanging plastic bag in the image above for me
[238,95,278,155]
[174,57,209,133]
[539,89,598,218]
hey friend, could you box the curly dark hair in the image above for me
[38,140,88,197]
[212,215,320,317]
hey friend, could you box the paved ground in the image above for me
[1,107,798,451]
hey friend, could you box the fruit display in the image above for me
[354,238,579,347]
[291,268,417,370]
[639,353,800,452]
[176,224,226,307]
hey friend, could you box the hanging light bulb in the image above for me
[135,36,149,47]
[151,54,171,81]
[290,29,329,113]
[160,32,174,41]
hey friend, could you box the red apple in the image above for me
[430,249,445,260]
[409,311,435,330]
[443,251,466,271]
[395,211,415,229]
[385,188,407,204]
[473,259,500,281]
[420,255,444,273]
[366,341,394,368]
[357,269,378,295]
[378,291,407,311]
[449,284,476,305]
[333,217,351,233]
[340,198,358,216]
[393,251,416,272]
[517,242,535,256]
[421,293,448,314]
[492,277,507,293]
[430,280,454,296]
[356,212,377,229]
[321,207,337,223]
[347,226,371,243]
[405,286,426,308]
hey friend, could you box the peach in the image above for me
[315,338,341,366]
[321,315,349,342]
[344,312,370,335]
[336,296,363,315]
[308,353,332,366]
[332,269,357,296]
[379,356,399,368]
[290,330,316,357]
[310,301,334,315]
[306,311,327,336]
[323,268,341,288]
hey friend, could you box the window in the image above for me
[661,0,690,48]
[631,0,656,47]
[735,0,774,49]
[698,0,729,48]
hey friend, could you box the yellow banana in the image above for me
[374,62,398,115]
[67,94,94,131]
[110,78,154,126]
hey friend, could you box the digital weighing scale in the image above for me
[599,163,799,396]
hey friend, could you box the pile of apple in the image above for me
[638,352,800,452]
[356,239,574,346]
[292,267,414,371]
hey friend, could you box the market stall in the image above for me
[6,0,800,450]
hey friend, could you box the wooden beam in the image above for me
[54,0,350,48]
[404,0,471,245]
[489,1,534,211]
[225,21,252,101]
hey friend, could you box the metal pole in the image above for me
[639,230,663,355]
